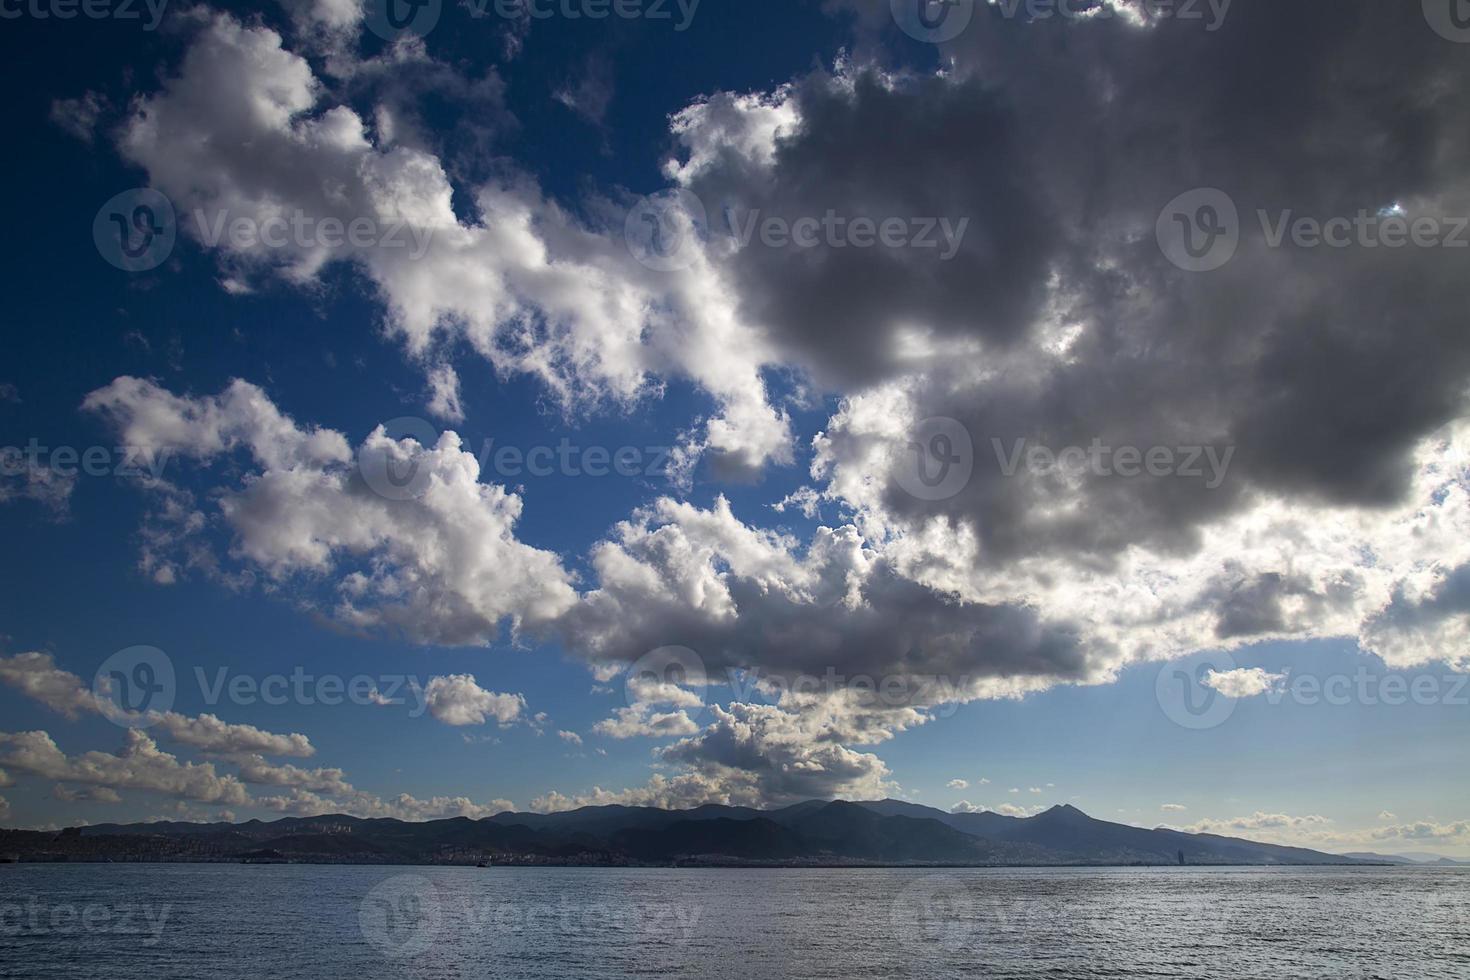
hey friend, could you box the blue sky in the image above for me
[1,0,1468,857]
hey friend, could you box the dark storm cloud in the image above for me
[683,1,1470,569]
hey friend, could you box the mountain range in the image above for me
[0,800,1400,867]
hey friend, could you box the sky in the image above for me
[0,0,1468,857]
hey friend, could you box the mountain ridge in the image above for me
[0,800,1392,867]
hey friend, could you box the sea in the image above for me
[1,864,1466,978]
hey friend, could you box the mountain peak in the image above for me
[1038,803,1089,820]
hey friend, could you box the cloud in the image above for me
[114,12,794,477]
[49,91,109,143]
[52,785,123,804]
[0,459,75,519]
[591,707,699,740]
[953,800,1044,818]
[947,778,967,790]
[257,788,514,820]
[231,755,354,796]
[425,363,464,423]
[1203,668,1289,699]
[1160,803,1187,813]
[0,651,315,758]
[423,675,528,727]
[152,713,315,758]
[557,730,582,746]
[72,1,1470,812]
[0,730,249,806]
[1370,820,1470,844]
[84,377,578,644]
[1182,812,1333,846]
[0,652,103,719]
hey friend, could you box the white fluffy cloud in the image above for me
[423,674,527,727]
[0,652,102,719]
[0,730,249,806]
[115,12,793,477]
[1370,820,1470,844]
[0,651,315,758]
[84,377,577,645]
[591,707,699,740]
[1203,668,1289,699]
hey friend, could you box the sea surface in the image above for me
[1,864,1466,979]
